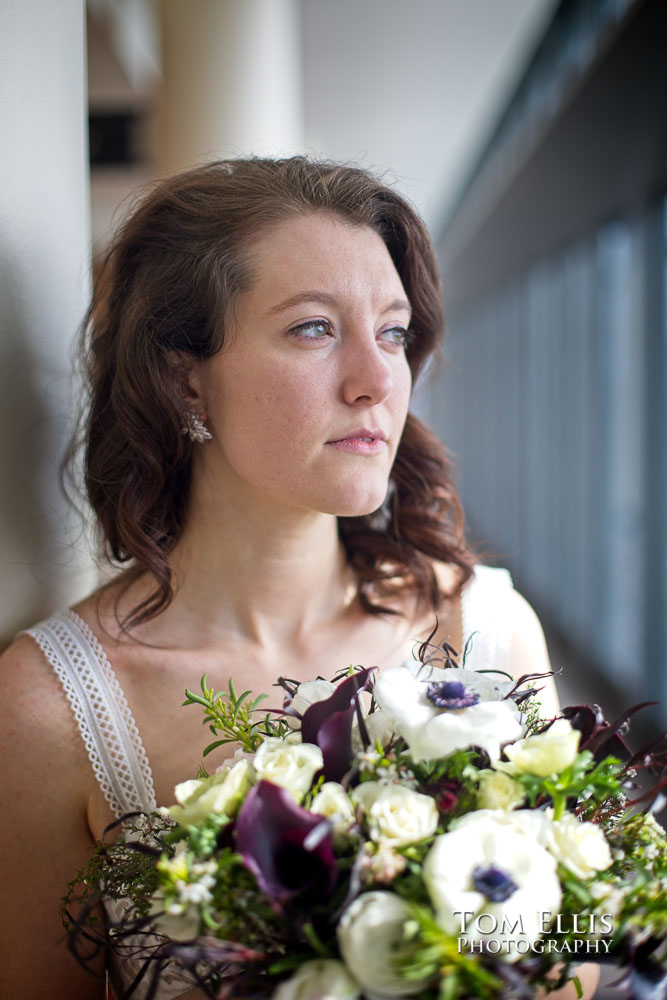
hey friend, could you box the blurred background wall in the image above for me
[2,0,665,743]
[0,0,97,641]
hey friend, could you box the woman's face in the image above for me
[195,212,413,518]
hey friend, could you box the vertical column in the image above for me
[0,0,97,642]
[156,0,303,175]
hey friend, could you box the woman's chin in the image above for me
[320,484,389,519]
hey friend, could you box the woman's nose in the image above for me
[340,333,394,406]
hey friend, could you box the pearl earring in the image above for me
[182,410,212,443]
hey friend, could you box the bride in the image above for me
[0,157,596,999]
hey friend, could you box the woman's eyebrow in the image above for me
[266,290,412,317]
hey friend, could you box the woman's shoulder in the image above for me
[0,634,106,995]
[1,628,83,748]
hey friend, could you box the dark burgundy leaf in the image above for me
[585,702,658,761]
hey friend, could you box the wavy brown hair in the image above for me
[68,156,476,628]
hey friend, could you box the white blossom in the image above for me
[499,718,580,777]
[351,781,438,847]
[285,680,337,728]
[373,661,523,763]
[423,811,561,961]
[167,759,252,827]
[252,737,323,801]
[337,891,429,996]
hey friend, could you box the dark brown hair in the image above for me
[69,156,475,628]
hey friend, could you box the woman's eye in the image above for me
[380,326,411,347]
[289,320,332,341]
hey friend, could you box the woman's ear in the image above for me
[185,364,208,416]
[166,350,208,418]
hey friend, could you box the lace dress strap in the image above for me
[21,610,157,818]
[460,564,515,673]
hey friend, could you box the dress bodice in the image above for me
[23,562,515,998]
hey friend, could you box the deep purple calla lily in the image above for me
[235,780,337,909]
[300,668,374,782]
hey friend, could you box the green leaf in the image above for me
[302,922,333,958]
[202,738,235,757]
[182,690,210,709]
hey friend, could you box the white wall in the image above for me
[301,0,558,233]
[0,0,97,641]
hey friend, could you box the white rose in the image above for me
[501,718,580,777]
[423,811,561,962]
[477,770,524,810]
[373,662,523,763]
[252,737,323,800]
[540,812,613,879]
[311,782,356,841]
[337,891,429,996]
[271,959,360,1000]
[286,680,337,728]
[352,781,438,847]
[167,759,252,827]
[456,807,613,882]
[216,747,256,773]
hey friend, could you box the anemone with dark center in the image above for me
[472,864,519,903]
[426,680,480,710]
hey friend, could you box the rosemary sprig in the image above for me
[183,674,289,755]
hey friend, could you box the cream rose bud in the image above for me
[167,759,252,826]
[271,959,360,1000]
[311,782,356,840]
[352,781,438,847]
[215,747,256,774]
[477,769,524,810]
[252,737,323,800]
[502,718,580,777]
[285,679,337,728]
[541,812,613,879]
[337,891,429,997]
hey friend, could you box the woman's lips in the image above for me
[326,437,387,454]
[325,429,388,455]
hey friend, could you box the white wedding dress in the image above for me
[24,564,517,999]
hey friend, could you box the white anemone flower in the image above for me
[373,661,524,763]
[423,811,561,962]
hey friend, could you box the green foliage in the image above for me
[413,748,481,788]
[520,697,544,734]
[63,815,167,929]
[183,674,289,755]
[514,751,624,819]
[395,903,504,1000]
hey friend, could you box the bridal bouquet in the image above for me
[66,639,667,1000]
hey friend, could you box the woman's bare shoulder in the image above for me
[0,626,97,808]
[0,632,94,789]
[0,636,106,997]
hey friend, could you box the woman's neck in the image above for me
[137,478,359,651]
